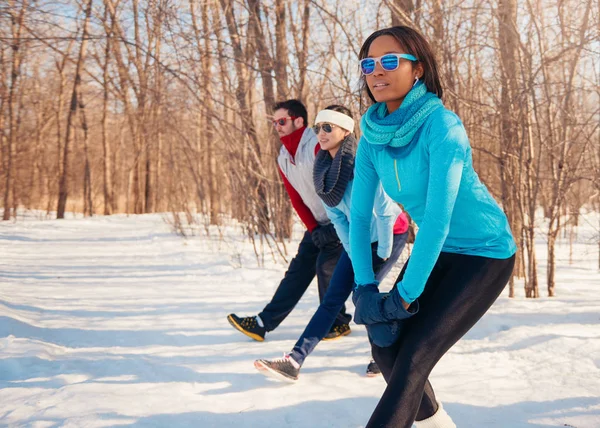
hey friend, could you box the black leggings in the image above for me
[368,252,515,428]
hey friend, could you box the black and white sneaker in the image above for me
[366,359,381,377]
[227,314,266,342]
[254,354,300,382]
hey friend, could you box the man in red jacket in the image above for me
[227,100,351,341]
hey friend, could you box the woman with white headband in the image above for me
[254,105,410,381]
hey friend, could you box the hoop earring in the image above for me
[413,76,419,87]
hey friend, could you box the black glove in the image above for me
[366,319,403,348]
[311,224,339,249]
[353,284,418,325]
[352,284,419,348]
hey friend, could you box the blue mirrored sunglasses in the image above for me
[360,53,418,75]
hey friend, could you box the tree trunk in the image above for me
[200,1,219,224]
[132,0,151,214]
[547,229,557,297]
[543,0,592,295]
[220,0,270,234]
[151,2,164,213]
[273,0,292,238]
[53,41,74,216]
[153,101,163,213]
[132,139,142,214]
[79,85,93,217]
[144,145,152,212]
[523,96,539,298]
[247,0,275,107]
[30,72,49,210]
[497,0,525,290]
[57,0,93,219]
[0,73,5,217]
[389,0,413,26]
[3,0,27,221]
[431,0,443,53]
[297,0,310,104]
[212,3,234,219]
[101,3,114,215]
[274,0,290,99]
[104,0,140,214]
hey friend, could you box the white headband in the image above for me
[314,110,355,133]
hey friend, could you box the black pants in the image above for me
[367,252,515,428]
[258,230,348,332]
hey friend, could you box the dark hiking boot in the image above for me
[227,314,266,342]
[366,359,382,377]
[323,323,351,341]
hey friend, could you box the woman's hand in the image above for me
[401,298,410,310]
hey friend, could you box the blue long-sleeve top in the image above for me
[350,107,516,304]
[324,179,400,260]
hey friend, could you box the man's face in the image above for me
[272,108,303,137]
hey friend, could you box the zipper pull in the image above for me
[394,159,402,192]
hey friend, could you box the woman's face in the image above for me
[364,35,422,112]
[317,124,349,153]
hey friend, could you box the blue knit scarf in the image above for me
[313,134,356,207]
[361,82,443,148]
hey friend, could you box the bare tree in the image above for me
[2,0,27,221]
[389,0,414,26]
[497,0,530,295]
[219,0,271,234]
[100,2,115,215]
[274,0,290,98]
[57,0,93,219]
[3,0,598,281]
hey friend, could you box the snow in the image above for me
[1,212,599,427]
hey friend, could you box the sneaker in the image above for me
[323,323,351,341]
[227,314,266,342]
[254,354,300,382]
[366,359,381,377]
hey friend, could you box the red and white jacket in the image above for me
[277,127,329,232]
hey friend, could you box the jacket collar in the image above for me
[280,126,307,160]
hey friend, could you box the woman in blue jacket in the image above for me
[255,105,410,381]
[349,27,517,428]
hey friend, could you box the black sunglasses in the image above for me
[313,123,337,134]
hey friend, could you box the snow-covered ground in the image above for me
[1,212,599,427]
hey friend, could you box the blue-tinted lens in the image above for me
[380,54,400,71]
[313,123,333,134]
[360,58,376,75]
